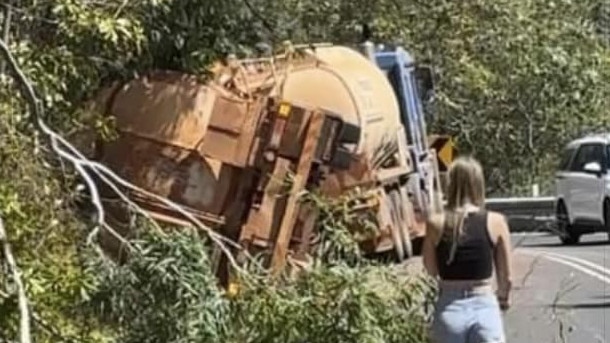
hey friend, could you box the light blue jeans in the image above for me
[431,289,506,343]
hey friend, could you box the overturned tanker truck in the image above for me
[76,40,448,283]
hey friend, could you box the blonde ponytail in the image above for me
[438,156,486,265]
[443,209,467,265]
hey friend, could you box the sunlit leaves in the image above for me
[392,0,610,196]
[1,0,609,341]
[84,229,230,343]
[83,229,434,343]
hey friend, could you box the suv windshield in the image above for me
[559,146,575,171]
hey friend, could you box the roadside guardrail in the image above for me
[485,196,557,233]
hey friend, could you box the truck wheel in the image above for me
[389,188,413,259]
[380,192,405,261]
[557,202,579,245]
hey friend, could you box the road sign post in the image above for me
[428,135,456,195]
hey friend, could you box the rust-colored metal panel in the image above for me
[319,154,376,197]
[270,111,325,273]
[278,106,308,159]
[110,71,215,151]
[207,95,248,134]
[238,158,291,245]
[197,95,265,167]
[98,134,241,221]
[91,70,268,230]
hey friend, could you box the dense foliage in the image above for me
[0,0,609,341]
[82,228,433,343]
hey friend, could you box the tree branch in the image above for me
[0,216,32,343]
[0,36,258,279]
[0,289,81,343]
[0,1,12,75]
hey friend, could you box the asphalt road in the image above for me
[506,232,610,342]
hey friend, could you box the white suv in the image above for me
[555,133,610,245]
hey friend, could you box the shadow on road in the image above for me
[519,239,610,249]
[590,295,610,300]
[548,302,610,310]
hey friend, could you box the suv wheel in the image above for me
[604,199,610,240]
[557,202,580,245]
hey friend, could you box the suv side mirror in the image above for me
[583,161,603,175]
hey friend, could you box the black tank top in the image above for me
[435,210,494,280]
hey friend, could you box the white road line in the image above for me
[541,251,610,278]
[519,249,610,285]
[541,255,610,285]
[511,232,551,238]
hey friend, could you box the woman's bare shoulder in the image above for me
[487,210,508,222]
[486,210,510,233]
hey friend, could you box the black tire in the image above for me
[604,199,610,241]
[382,191,405,261]
[557,202,580,245]
[390,188,413,259]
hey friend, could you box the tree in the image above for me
[0,0,609,341]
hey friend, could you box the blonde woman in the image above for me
[423,156,513,343]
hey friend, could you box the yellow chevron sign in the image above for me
[429,135,456,171]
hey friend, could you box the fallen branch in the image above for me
[0,289,81,343]
[0,1,12,75]
[0,36,261,279]
[0,215,31,343]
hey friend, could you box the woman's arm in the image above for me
[422,215,442,278]
[491,212,513,310]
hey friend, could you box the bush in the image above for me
[2,0,609,341]
[83,228,434,343]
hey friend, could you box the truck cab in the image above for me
[361,42,441,216]
[375,46,433,164]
